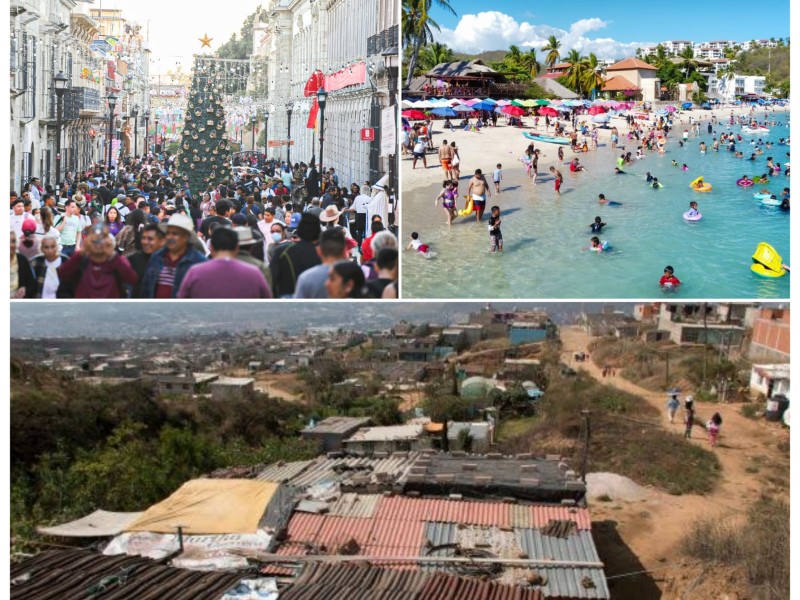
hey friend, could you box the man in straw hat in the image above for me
[140,213,207,298]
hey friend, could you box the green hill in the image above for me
[735,46,789,80]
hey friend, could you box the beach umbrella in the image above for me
[535,99,550,106]
[452,104,475,113]
[587,105,606,115]
[664,105,677,113]
[471,101,495,111]
[401,99,414,108]
[431,106,458,117]
[655,109,668,116]
[538,106,558,116]
[592,114,611,123]
[555,105,572,112]
[682,102,693,109]
[482,98,498,105]
[496,99,512,106]
[511,99,526,107]
[523,99,539,107]
[412,100,435,108]
[401,109,428,120]
[502,105,526,116]
[469,97,484,104]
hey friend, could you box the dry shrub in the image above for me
[681,497,789,599]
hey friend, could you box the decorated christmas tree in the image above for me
[177,56,231,195]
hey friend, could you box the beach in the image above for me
[400,103,790,299]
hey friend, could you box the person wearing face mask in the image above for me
[265,222,286,266]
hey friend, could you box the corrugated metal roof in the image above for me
[286,453,421,490]
[9,549,247,600]
[301,416,372,435]
[515,529,601,564]
[345,424,425,443]
[327,493,381,518]
[510,504,592,530]
[256,459,315,483]
[279,563,546,600]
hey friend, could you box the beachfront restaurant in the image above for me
[406,59,528,99]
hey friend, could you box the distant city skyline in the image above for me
[10,302,635,339]
[425,2,789,58]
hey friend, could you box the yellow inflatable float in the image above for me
[751,242,787,278]
[458,195,474,216]
[690,176,712,192]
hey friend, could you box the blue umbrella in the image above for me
[452,104,475,113]
[431,106,458,117]
[682,102,693,109]
[471,101,495,111]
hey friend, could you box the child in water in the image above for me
[589,216,606,233]
[406,232,434,258]
[598,194,622,206]
[488,205,503,253]
[659,265,681,287]
[584,236,607,252]
[652,177,662,189]
[682,164,689,171]
[686,201,700,217]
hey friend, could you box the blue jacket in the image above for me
[140,246,207,298]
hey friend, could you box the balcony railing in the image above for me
[46,86,101,120]
[367,24,398,57]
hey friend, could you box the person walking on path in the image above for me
[706,412,722,447]
[667,393,680,423]
[684,407,695,439]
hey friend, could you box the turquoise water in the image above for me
[401,111,790,299]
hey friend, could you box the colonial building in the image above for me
[253,0,398,186]
[10,0,148,191]
[601,57,659,102]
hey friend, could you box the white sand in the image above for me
[401,104,789,196]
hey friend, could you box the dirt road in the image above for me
[559,326,789,595]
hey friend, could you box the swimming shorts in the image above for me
[441,159,451,170]
[413,152,425,159]
[555,178,562,191]
[418,244,429,253]
[473,195,486,209]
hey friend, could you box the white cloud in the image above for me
[436,12,652,61]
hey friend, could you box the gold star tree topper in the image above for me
[199,33,213,48]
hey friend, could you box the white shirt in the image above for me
[10,212,26,238]
[42,256,63,299]
[351,194,371,214]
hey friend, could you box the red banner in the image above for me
[306,98,318,129]
[325,62,366,92]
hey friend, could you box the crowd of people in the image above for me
[10,152,398,299]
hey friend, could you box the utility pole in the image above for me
[579,410,591,483]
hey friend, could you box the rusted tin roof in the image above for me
[280,562,546,600]
[10,549,247,600]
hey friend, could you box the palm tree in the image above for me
[678,46,701,81]
[520,48,541,78]
[542,35,562,69]
[505,44,522,64]
[417,41,454,72]
[582,53,603,98]
[563,49,588,96]
[403,0,457,89]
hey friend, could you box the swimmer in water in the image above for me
[659,265,681,287]
[589,216,606,233]
[682,164,689,171]
[582,236,605,252]
[598,194,621,206]
[614,167,625,174]
[686,201,699,217]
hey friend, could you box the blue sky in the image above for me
[428,1,790,58]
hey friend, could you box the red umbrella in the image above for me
[401,109,428,120]
[501,105,525,116]
[538,106,558,116]
[587,105,607,115]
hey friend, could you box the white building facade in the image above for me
[254,0,398,187]
[709,73,767,101]
[10,0,148,191]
